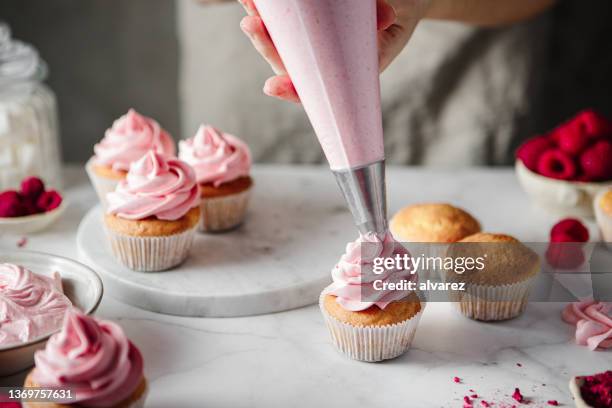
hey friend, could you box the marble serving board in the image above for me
[77,167,357,317]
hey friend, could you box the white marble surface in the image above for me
[1,165,611,408]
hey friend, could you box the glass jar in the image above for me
[0,22,62,191]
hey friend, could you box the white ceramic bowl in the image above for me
[569,376,594,408]
[0,201,67,234]
[0,250,103,376]
[515,160,612,218]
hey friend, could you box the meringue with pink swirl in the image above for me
[562,300,612,351]
[94,109,176,172]
[33,309,144,407]
[325,232,417,312]
[107,151,199,221]
[179,125,251,187]
[0,263,72,347]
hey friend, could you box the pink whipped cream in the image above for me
[0,264,72,347]
[178,125,251,187]
[94,109,176,172]
[107,150,200,221]
[562,300,612,350]
[33,309,144,407]
[325,232,416,312]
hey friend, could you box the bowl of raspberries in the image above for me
[516,109,612,218]
[0,176,65,234]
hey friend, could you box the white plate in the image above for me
[0,250,103,376]
[0,202,67,234]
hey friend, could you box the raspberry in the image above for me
[558,126,590,156]
[546,242,585,269]
[580,140,612,181]
[0,191,24,217]
[20,176,45,199]
[36,190,63,212]
[21,197,42,216]
[516,136,553,171]
[0,190,21,205]
[551,218,590,242]
[577,109,612,138]
[537,149,576,180]
[512,388,524,403]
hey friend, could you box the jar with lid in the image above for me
[0,22,62,191]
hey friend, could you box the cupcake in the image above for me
[86,109,176,206]
[595,189,612,250]
[390,203,481,243]
[320,232,424,362]
[390,203,481,279]
[104,151,200,271]
[23,309,147,408]
[179,125,252,232]
[445,232,540,321]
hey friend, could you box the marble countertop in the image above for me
[1,165,610,408]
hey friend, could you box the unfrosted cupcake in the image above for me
[23,309,147,408]
[390,203,481,243]
[179,125,252,232]
[445,232,540,321]
[320,232,423,362]
[595,189,612,250]
[86,109,176,206]
[105,151,200,271]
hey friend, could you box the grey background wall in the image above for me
[0,0,180,163]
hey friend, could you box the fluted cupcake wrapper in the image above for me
[199,188,251,232]
[129,383,148,408]
[104,224,197,272]
[449,276,536,321]
[21,381,148,408]
[594,191,612,251]
[319,290,424,362]
[85,157,121,208]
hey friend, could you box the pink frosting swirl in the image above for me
[33,309,144,407]
[94,109,176,172]
[326,232,417,312]
[179,125,251,187]
[562,300,612,350]
[107,151,200,221]
[0,264,71,347]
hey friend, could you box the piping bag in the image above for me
[253,0,388,235]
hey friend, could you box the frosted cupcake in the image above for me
[86,109,176,206]
[445,233,540,321]
[104,151,200,271]
[595,189,612,250]
[179,125,252,232]
[320,232,424,362]
[23,309,147,408]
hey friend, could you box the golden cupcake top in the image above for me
[390,203,481,243]
[599,190,612,216]
[446,232,540,285]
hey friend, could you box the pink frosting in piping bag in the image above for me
[326,232,417,312]
[94,109,176,172]
[0,264,71,347]
[562,300,612,350]
[33,309,144,407]
[179,125,251,187]
[107,151,200,221]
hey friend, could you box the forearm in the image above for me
[424,0,556,26]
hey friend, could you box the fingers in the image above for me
[240,16,287,75]
[376,0,397,31]
[263,76,301,103]
[237,0,257,15]
[377,19,418,72]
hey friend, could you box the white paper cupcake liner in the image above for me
[449,276,536,321]
[199,188,251,232]
[594,190,612,251]
[319,290,424,362]
[104,224,197,272]
[85,157,122,207]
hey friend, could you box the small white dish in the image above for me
[569,376,593,408]
[0,250,103,376]
[516,160,612,218]
[0,201,67,234]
